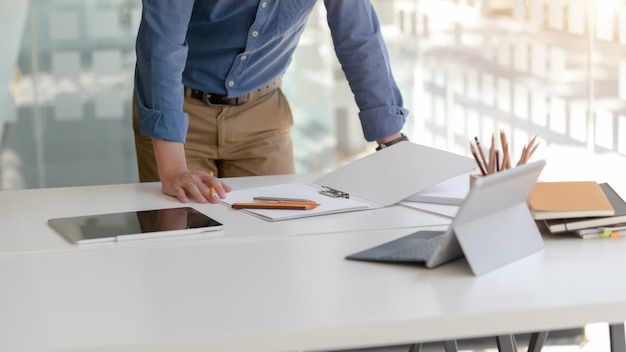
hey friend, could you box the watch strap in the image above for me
[375,133,408,151]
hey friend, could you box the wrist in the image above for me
[375,133,408,151]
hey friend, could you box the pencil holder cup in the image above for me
[469,174,483,189]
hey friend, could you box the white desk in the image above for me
[1,226,626,352]
[1,174,626,352]
[0,174,448,257]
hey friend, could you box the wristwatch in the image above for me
[375,133,409,151]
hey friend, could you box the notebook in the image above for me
[346,160,546,276]
[543,183,626,233]
[527,181,614,220]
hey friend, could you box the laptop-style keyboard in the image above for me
[380,234,444,261]
[358,230,444,261]
[346,230,446,263]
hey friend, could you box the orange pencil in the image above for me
[209,171,216,198]
[232,202,317,210]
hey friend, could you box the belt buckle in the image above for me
[202,92,229,106]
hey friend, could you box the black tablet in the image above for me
[48,207,223,244]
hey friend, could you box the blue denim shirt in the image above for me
[134,0,408,143]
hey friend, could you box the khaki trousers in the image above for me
[132,88,296,182]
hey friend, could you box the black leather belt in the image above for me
[185,76,282,106]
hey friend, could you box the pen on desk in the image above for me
[581,230,624,239]
[253,196,317,203]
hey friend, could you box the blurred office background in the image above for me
[1,0,625,191]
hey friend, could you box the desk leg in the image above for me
[496,334,517,352]
[527,331,548,352]
[443,340,459,352]
[407,341,457,352]
[609,323,626,352]
[407,343,422,352]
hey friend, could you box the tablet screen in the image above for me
[48,207,223,244]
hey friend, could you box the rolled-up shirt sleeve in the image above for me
[134,0,195,143]
[324,0,408,142]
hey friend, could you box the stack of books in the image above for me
[527,181,626,239]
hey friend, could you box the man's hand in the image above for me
[151,138,231,204]
[160,167,231,204]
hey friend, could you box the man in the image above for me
[133,0,409,204]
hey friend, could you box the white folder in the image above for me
[220,142,477,221]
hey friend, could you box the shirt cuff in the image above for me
[359,105,409,142]
[137,105,189,143]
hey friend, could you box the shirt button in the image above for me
[252,31,259,37]
[240,55,247,61]
[262,2,267,8]
[228,81,235,87]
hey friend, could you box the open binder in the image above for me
[220,142,477,221]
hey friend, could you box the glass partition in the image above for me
[1,0,625,190]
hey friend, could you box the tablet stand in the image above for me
[454,202,544,276]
